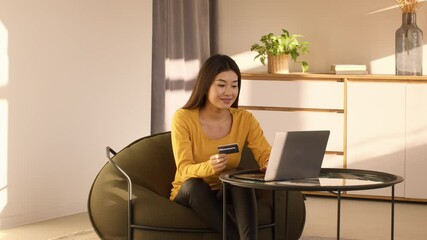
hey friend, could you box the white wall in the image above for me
[217,0,427,74]
[0,0,152,228]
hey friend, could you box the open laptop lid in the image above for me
[234,130,330,182]
[264,130,330,181]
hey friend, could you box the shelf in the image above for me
[242,72,427,83]
[240,105,344,114]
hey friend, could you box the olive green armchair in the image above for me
[88,131,306,240]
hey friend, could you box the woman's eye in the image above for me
[232,85,238,88]
[218,84,225,87]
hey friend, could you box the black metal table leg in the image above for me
[223,182,227,240]
[220,169,403,240]
[391,185,395,240]
[284,191,288,239]
[273,190,276,240]
[337,190,341,240]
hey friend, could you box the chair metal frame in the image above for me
[106,146,275,240]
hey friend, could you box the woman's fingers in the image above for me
[260,160,268,172]
[210,154,227,173]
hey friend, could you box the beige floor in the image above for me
[0,196,426,240]
[303,196,427,240]
[0,212,93,240]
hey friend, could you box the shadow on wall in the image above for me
[218,0,427,74]
[347,124,427,199]
[344,143,427,199]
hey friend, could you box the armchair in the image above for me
[88,132,306,240]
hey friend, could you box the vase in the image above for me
[268,54,289,74]
[395,12,423,76]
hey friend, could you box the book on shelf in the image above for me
[331,64,367,71]
[330,64,367,75]
[332,70,368,75]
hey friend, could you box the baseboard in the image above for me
[0,202,87,229]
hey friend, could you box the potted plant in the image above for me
[250,29,310,73]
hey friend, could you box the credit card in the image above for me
[217,143,239,154]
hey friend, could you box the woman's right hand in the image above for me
[260,160,268,173]
[210,153,227,174]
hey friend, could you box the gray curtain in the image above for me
[151,0,217,134]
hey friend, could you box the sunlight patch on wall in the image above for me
[164,58,201,131]
[370,54,395,74]
[231,51,264,72]
[0,20,8,87]
[367,4,399,15]
[370,44,427,75]
[0,19,8,212]
[0,100,8,212]
[165,58,200,82]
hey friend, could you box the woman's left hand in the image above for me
[210,153,228,174]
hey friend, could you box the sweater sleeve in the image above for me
[171,110,215,179]
[244,111,271,169]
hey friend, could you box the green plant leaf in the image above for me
[250,28,310,72]
[301,61,309,73]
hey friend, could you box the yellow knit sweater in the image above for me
[169,107,271,200]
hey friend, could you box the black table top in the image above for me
[220,168,404,192]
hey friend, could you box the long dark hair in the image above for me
[182,54,241,109]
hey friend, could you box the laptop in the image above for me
[235,130,330,181]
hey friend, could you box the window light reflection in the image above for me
[0,100,8,212]
[0,20,8,87]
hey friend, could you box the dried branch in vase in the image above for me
[395,0,423,13]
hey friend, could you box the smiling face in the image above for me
[205,70,239,110]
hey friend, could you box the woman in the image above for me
[169,54,271,240]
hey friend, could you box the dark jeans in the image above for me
[174,178,258,240]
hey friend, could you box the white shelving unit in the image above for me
[240,73,427,202]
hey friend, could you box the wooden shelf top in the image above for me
[241,72,427,83]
